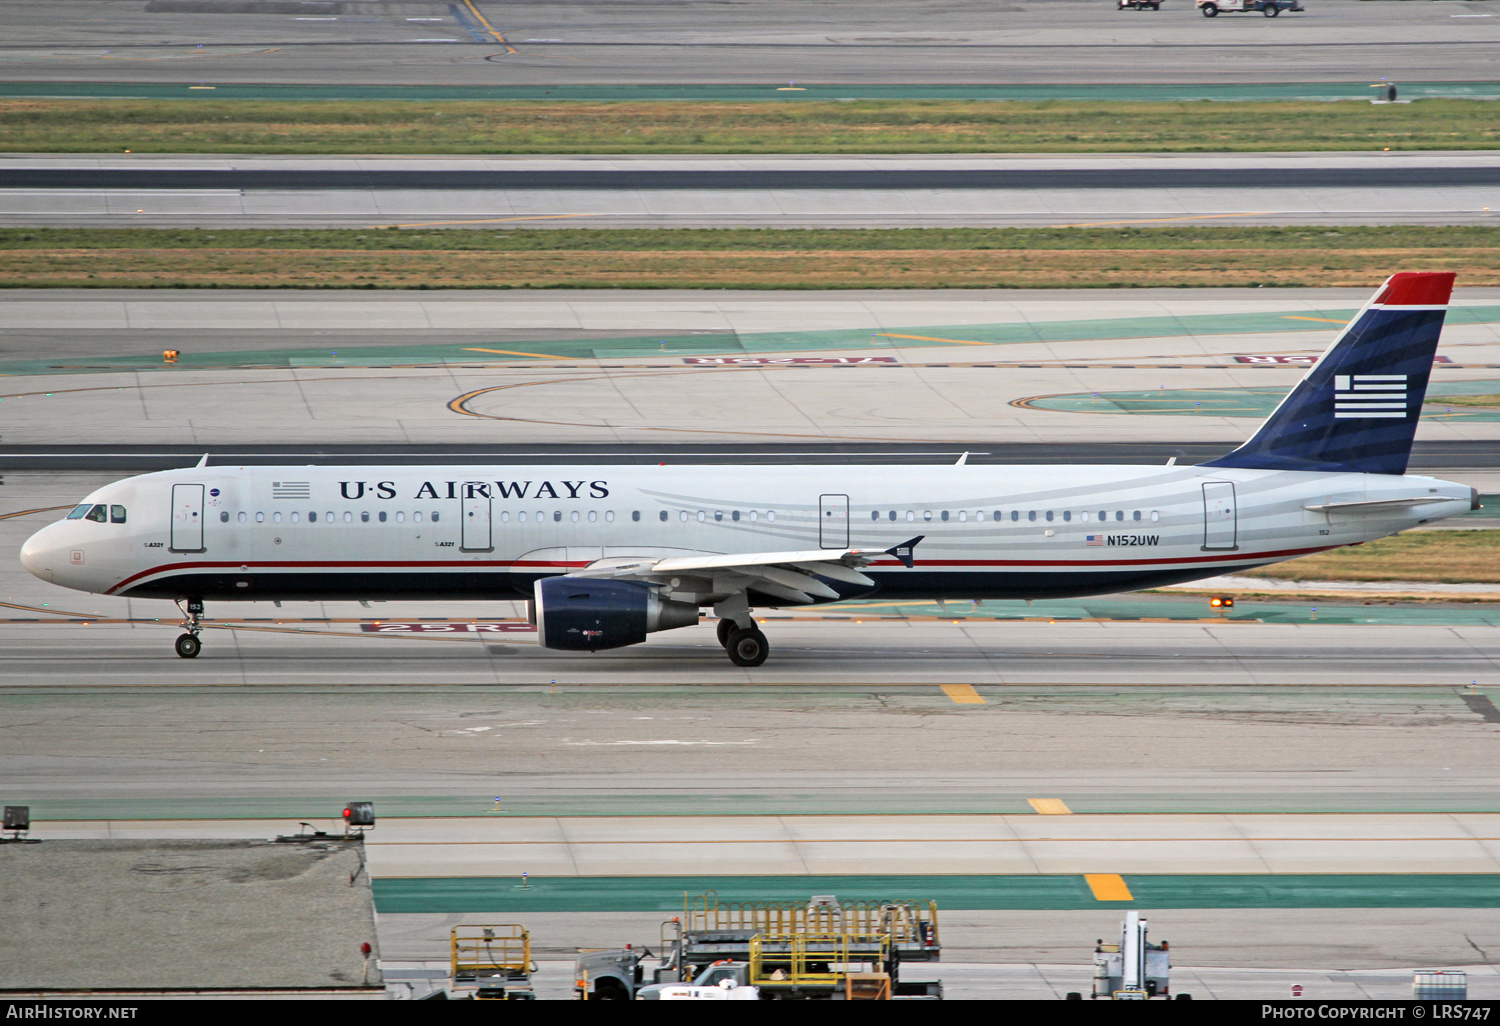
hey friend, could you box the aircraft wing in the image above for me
[564,536,923,605]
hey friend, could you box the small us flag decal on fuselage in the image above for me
[1086,535,1103,546]
[1334,374,1407,419]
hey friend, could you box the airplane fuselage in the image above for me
[21,462,1476,605]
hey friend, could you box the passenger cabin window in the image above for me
[432,511,440,522]
[66,504,92,520]
[255,512,265,523]
[396,512,405,523]
[84,504,107,523]
[379,511,388,523]
[274,512,283,524]
[220,511,229,522]
[414,512,423,523]
[111,505,127,524]
[659,511,668,522]
[308,512,317,523]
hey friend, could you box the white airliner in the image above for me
[20,272,1477,666]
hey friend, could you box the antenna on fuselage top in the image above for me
[955,452,969,466]
[195,454,209,468]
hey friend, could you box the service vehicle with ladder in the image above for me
[575,893,942,1000]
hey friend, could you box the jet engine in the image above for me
[531,577,700,651]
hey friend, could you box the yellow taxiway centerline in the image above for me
[1085,874,1135,901]
[940,683,986,704]
[1028,799,1073,815]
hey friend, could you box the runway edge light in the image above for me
[1209,596,1234,609]
[343,801,376,829]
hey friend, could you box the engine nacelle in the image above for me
[533,577,700,651]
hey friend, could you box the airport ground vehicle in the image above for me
[450,924,536,1000]
[576,894,942,1000]
[1117,1,1162,10]
[1092,912,1186,1000]
[1198,0,1301,14]
[21,274,1474,667]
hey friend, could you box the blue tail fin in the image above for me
[1202,271,1454,475]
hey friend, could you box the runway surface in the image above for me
[7,154,1498,228]
[2,0,1497,85]
[9,163,1500,191]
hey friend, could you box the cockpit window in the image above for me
[84,504,108,523]
[111,505,127,524]
[66,503,92,520]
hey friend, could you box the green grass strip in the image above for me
[3,98,1500,153]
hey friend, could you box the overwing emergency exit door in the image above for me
[1202,481,1238,551]
[820,493,849,549]
[170,483,205,552]
[462,486,492,551]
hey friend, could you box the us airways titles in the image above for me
[336,480,610,501]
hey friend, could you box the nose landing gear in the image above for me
[175,597,205,658]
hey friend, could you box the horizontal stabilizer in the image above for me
[1304,496,1468,514]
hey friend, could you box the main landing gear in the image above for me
[717,617,769,667]
[175,597,204,659]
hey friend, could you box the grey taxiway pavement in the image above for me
[7,154,1498,228]
[3,0,1498,85]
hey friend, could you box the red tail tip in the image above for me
[1373,271,1455,307]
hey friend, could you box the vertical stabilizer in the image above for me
[1202,272,1454,475]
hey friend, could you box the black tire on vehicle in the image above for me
[1264,3,1279,14]
[1202,3,1217,14]
[175,633,201,659]
[716,618,736,647]
[726,628,769,667]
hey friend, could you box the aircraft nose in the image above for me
[20,525,57,582]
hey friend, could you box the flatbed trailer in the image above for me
[451,924,536,1000]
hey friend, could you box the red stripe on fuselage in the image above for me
[106,544,1338,595]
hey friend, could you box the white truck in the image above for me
[1197,0,1302,15]
[1091,911,1188,1000]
